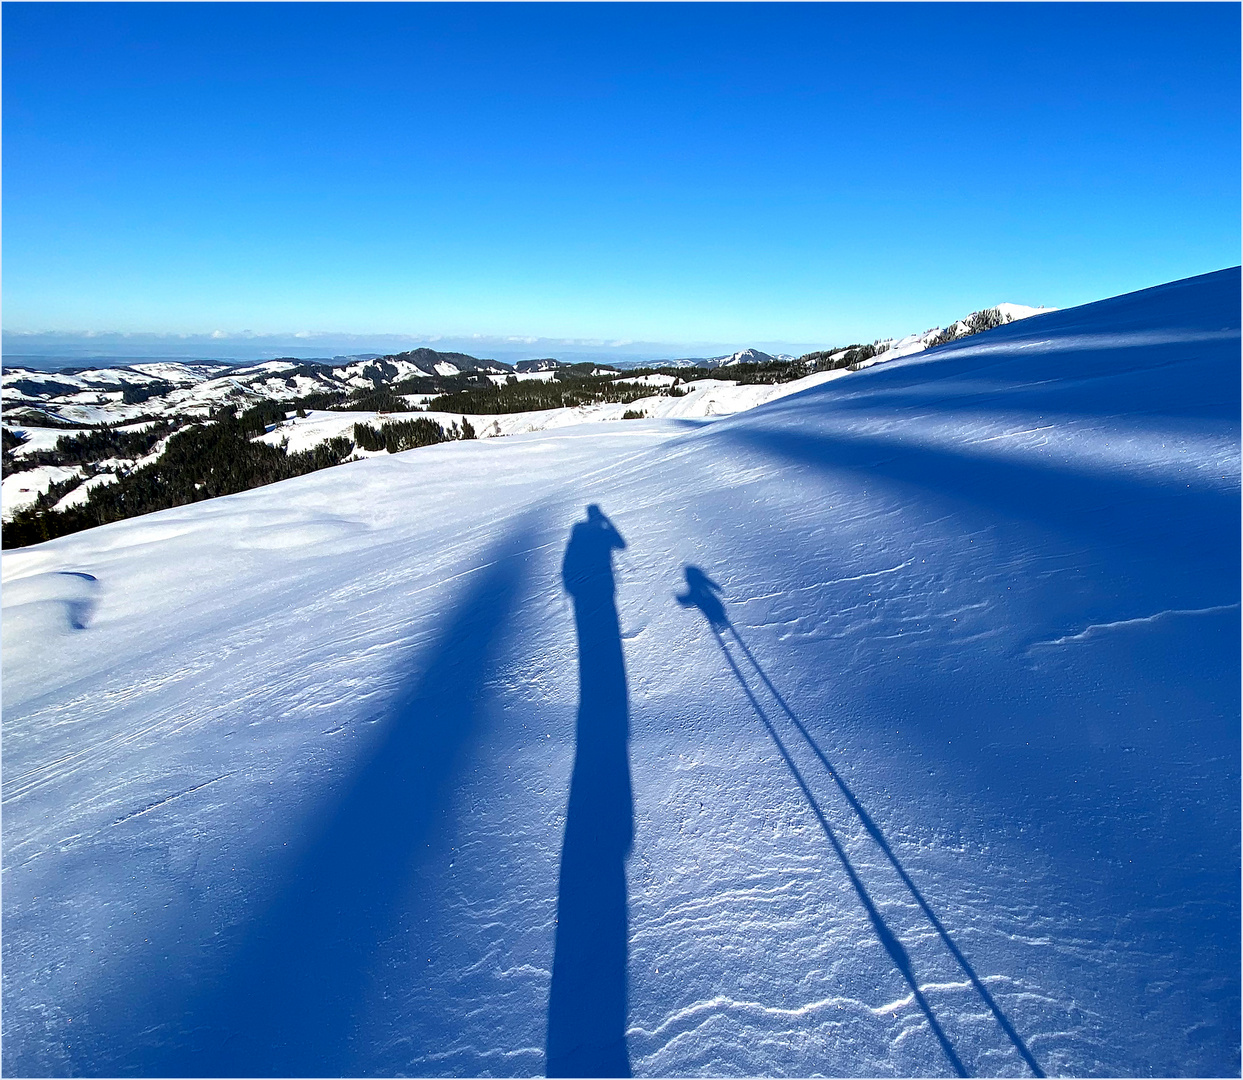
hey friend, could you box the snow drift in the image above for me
[2,268,1239,1077]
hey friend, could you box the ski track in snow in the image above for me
[2,270,1240,1077]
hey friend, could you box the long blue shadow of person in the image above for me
[547,505,634,1078]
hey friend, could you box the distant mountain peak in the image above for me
[713,348,778,367]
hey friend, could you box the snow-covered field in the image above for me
[2,269,1238,1077]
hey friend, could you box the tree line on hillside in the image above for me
[353,416,475,453]
[796,342,891,372]
[674,360,808,384]
[2,404,353,549]
[3,409,84,429]
[425,373,656,416]
[121,380,175,405]
[2,407,489,549]
[1,421,179,478]
[925,307,1007,349]
[8,377,83,399]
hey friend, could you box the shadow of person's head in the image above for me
[563,506,626,601]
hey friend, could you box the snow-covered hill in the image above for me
[250,371,861,458]
[1,304,1055,527]
[2,269,1237,1077]
[0,369,855,523]
[0,350,517,429]
[1,305,1051,431]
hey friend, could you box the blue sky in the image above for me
[3,2,1239,359]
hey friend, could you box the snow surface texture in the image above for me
[2,270,1238,1078]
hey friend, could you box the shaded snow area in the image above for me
[2,269,1238,1078]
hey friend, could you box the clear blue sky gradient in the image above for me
[4,2,1239,351]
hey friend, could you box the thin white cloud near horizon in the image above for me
[1,328,822,368]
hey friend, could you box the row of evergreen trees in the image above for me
[121,380,175,405]
[426,373,654,415]
[797,342,891,372]
[352,416,476,453]
[670,360,807,385]
[2,406,354,549]
[926,307,1007,349]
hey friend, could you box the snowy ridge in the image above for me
[1,302,1047,429]
[0,350,512,428]
[1027,603,1241,649]
[1,269,1238,1077]
[870,302,1057,367]
[2,302,1055,523]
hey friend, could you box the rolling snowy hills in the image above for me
[1,270,1237,1077]
[0,351,512,429]
[1,303,1053,528]
[2,306,1053,432]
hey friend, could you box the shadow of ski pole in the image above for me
[722,623,1044,1078]
[677,564,1045,1079]
[710,626,968,1079]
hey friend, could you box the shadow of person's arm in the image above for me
[591,505,627,552]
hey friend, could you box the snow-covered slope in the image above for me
[0,369,854,523]
[2,269,1238,1078]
